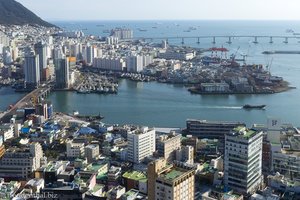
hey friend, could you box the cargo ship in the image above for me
[243,104,266,109]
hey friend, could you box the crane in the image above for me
[230,46,240,63]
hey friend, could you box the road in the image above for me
[0,86,51,122]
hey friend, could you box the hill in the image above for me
[0,0,55,27]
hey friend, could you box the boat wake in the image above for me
[199,106,242,110]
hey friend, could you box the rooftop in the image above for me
[159,167,188,182]
[122,171,147,182]
[86,162,107,172]
[123,189,139,198]
[231,126,258,139]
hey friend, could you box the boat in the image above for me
[103,30,110,33]
[138,29,147,32]
[243,104,266,109]
[77,87,90,94]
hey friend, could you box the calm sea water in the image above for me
[2,21,300,127]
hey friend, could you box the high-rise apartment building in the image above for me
[148,158,195,200]
[93,57,125,71]
[34,42,47,81]
[224,126,263,195]
[24,49,40,88]
[86,44,96,65]
[127,127,156,163]
[126,55,144,72]
[110,28,133,40]
[54,57,70,88]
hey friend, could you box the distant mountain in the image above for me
[0,0,55,27]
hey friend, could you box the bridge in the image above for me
[0,86,52,122]
[133,35,300,44]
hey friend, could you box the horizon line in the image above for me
[47,19,300,22]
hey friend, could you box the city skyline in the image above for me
[17,0,300,21]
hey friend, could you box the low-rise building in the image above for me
[122,170,147,194]
[85,144,100,163]
[66,140,85,158]
[0,179,20,199]
[107,185,126,200]
[268,173,300,194]
[0,143,44,179]
[156,131,181,162]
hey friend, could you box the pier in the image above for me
[133,35,300,44]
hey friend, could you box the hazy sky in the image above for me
[17,0,300,21]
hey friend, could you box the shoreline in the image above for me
[188,80,294,95]
[9,78,296,96]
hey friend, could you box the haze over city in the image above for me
[17,0,300,21]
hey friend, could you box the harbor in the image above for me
[74,72,118,94]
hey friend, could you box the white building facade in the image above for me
[127,127,156,163]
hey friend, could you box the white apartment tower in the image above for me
[127,127,156,163]
[224,126,263,195]
[126,55,144,72]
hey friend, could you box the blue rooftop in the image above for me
[78,127,97,134]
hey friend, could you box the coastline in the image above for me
[187,81,294,95]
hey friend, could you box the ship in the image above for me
[243,104,266,109]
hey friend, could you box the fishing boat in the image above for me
[243,104,266,109]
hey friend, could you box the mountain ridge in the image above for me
[0,0,55,27]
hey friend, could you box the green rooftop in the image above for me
[91,184,105,193]
[161,168,185,181]
[86,163,107,172]
[96,173,107,180]
[123,189,139,197]
[122,171,147,182]
[233,126,257,138]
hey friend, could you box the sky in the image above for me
[17,0,300,21]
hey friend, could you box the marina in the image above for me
[74,72,118,94]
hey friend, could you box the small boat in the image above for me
[138,29,147,32]
[243,104,266,109]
